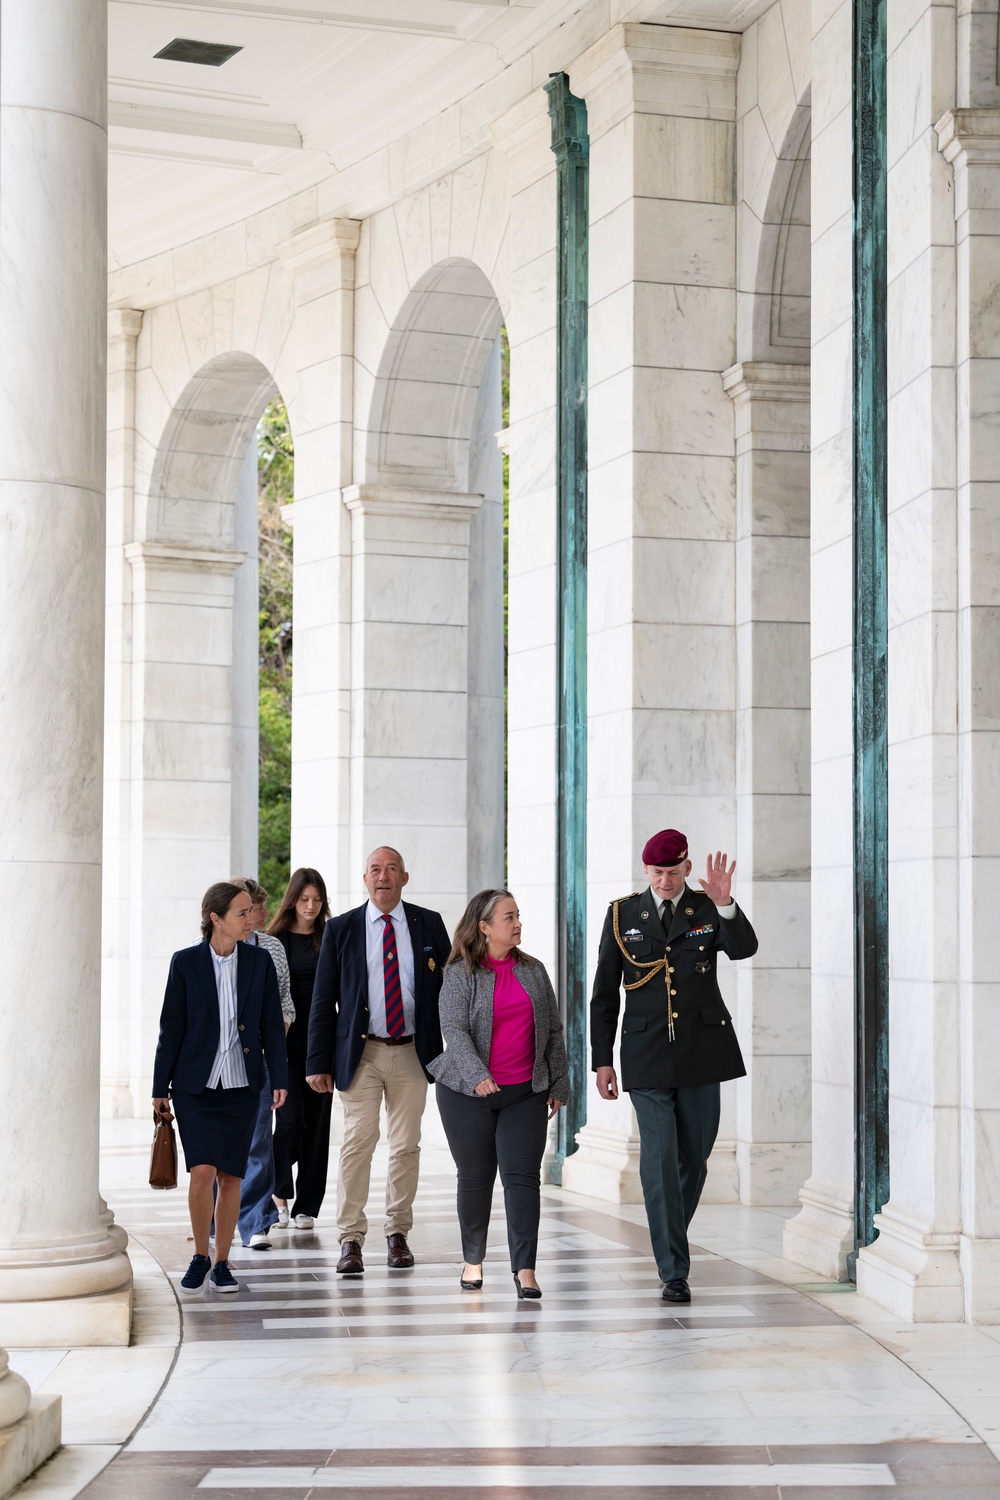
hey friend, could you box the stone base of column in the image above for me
[960,1235,1000,1325]
[737,1142,811,1206]
[701,1138,739,1204]
[561,1123,642,1203]
[782,1179,854,1279]
[0,1396,61,1499]
[1,1283,132,1349]
[856,1209,964,1321]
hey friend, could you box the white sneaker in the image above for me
[275,1207,289,1228]
[248,1231,271,1250]
[293,1214,315,1230]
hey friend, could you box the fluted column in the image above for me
[0,0,132,1348]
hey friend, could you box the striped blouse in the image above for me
[206,945,249,1089]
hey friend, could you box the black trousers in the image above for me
[273,1066,333,1218]
[630,1083,721,1282]
[436,1080,549,1272]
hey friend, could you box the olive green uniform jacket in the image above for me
[590,886,757,1091]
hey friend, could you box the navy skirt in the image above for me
[173,1085,259,1177]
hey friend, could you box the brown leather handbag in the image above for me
[149,1104,178,1190]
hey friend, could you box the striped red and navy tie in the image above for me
[382,914,406,1038]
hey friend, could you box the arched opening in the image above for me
[355,259,507,925]
[105,352,291,1111]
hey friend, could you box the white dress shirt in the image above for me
[365,899,416,1037]
[206,943,249,1088]
[658,885,736,926]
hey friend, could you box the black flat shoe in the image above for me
[661,1277,691,1304]
[513,1272,542,1300]
[460,1273,483,1291]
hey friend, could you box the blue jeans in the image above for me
[238,1063,279,1246]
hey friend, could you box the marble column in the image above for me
[783,0,857,1279]
[937,107,1000,1324]
[0,0,132,1359]
[279,218,360,914]
[723,361,812,1206]
[103,308,144,1118]
[343,486,482,932]
[562,24,741,1203]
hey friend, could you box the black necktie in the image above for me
[661,900,672,928]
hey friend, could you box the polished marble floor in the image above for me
[11,1116,1000,1498]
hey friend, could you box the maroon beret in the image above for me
[641,828,689,867]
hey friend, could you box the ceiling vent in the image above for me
[154,38,243,66]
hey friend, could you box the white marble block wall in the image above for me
[344,485,483,935]
[856,0,964,1322]
[783,0,856,1279]
[492,92,560,976]
[937,93,1000,1323]
[563,24,741,1202]
[282,220,359,913]
[231,441,261,880]
[725,363,812,1206]
[466,337,506,894]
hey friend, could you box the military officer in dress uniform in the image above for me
[591,828,757,1304]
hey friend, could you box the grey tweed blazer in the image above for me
[428,954,570,1102]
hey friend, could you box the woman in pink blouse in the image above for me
[429,889,569,1299]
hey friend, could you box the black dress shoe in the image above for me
[460,1269,483,1291]
[661,1277,691,1303]
[337,1239,364,1275]
[386,1233,415,1268]
[513,1272,542,1300]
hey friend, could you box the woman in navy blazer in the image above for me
[153,882,288,1295]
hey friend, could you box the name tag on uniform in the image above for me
[687,923,715,938]
[624,928,643,940]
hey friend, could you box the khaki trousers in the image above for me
[337,1039,427,1245]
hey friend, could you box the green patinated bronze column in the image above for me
[851,0,889,1267]
[545,72,588,1179]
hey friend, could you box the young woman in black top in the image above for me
[268,867,331,1228]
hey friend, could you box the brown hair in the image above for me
[266,866,330,950]
[201,881,249,941]
[448,888,532,971]
[231,876,267,906]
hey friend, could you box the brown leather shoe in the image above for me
[336,1239,364,1275]
[386,1233,415,1269]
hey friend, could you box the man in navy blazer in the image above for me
[306,846,450,1274]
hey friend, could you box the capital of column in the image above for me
[723,361,811,407]
[936,109,1000,219]
[125,541,247,575]
[346,480,482,546]
[723,362,811,445]
[569,22,738,138]
[279,217,361,295]
[108,307,143,346]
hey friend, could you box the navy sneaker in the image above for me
[180,1254,211,1294]
[209,1259,240,1294]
